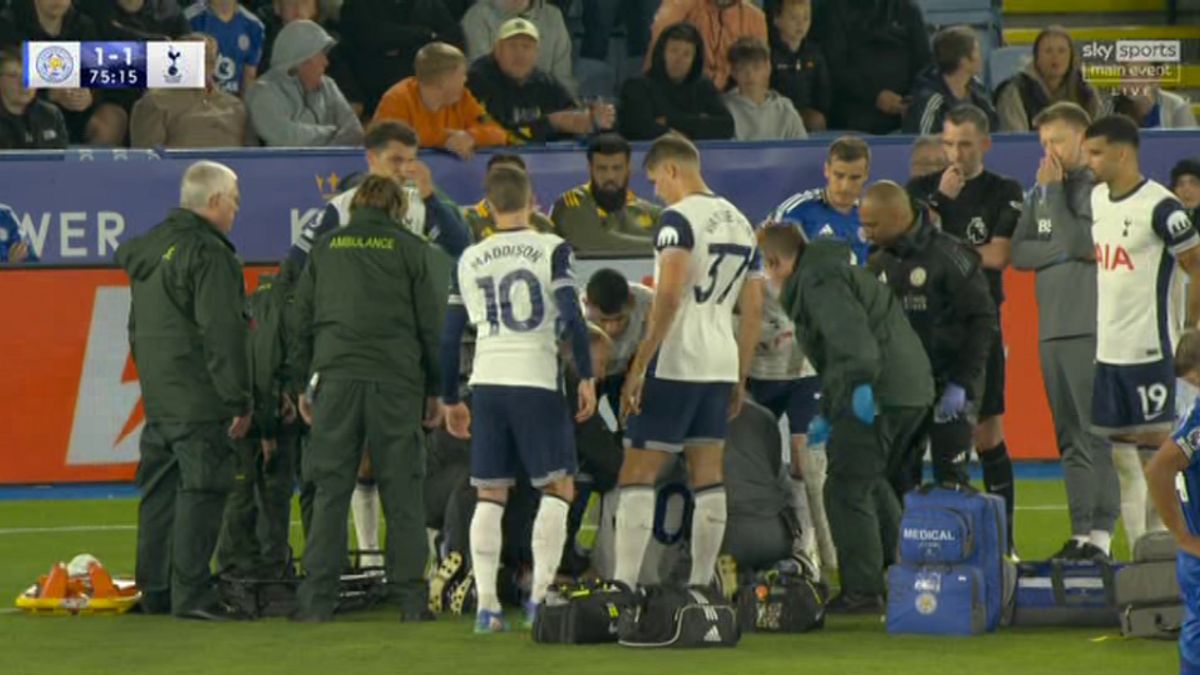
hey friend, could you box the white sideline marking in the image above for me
[0,520,307,536]
[0,507,1069,537]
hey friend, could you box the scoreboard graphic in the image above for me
[23,41,206,89]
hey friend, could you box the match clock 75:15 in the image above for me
[80,42,147,89]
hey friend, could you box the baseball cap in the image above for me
[496,17,540,44]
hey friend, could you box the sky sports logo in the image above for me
[1079,40,1185,92]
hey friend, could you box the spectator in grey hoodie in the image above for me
[722,37,806,141]
[246,19,363,146]
[462,0,575,95]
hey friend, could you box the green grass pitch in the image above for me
[0,480,1180,675]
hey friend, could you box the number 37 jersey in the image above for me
[451,230,574,391]
[653,193,762,383]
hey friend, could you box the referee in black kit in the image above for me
[907,104,1023,555]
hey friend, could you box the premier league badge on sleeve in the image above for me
[23,42,80,88]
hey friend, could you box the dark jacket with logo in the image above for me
[0,99,68,149]
[901,66,999,135]
[812,0,931,134]
[870,215,997,398]
[466,54,576,144]
[114,208,251,423]
[769,32,831,118]
[780,239,934,419]
[288,206,442,395]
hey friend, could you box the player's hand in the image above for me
[405,160,436,199]
[445,402,472,439]
[875,89,906,116]
[423,396,445,429]
[620,370,646,422]
[576,378,597,422]
[444,130,475,160]
[1179,533,1200,559]
[279,393,297,425]
[299,395,314,425]
[7,241,29,263]
[260,438,278,467]
[228,413,252,440]
[1036,152,1064,187]
[727,381,746,420]
[938,165,966,200]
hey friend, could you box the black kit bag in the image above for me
[736,561,829,633]
[532,580,636,644]
[618,584,740,648]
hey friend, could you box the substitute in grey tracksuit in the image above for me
[1011,165,1120,551]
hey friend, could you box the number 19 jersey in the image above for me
[451,229,574,392]
[652,193,762,383]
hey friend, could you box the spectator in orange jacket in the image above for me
[644,0,767,91]
[372,42,506,159]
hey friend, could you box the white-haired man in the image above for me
[116,160,253,620]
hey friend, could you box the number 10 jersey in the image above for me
[652,193,762,383]
[451,229,575,392]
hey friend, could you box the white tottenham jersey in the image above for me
[293,184,428,257]
[586,283,653,378]
[451,229,574,391]
[1092,179,1198,365]
[748,286,814,381]
[651,193,762,382]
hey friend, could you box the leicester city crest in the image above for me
[36,46,74,85]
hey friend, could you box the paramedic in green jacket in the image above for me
[288,175,444,622]
[115,160,252,620]
[760,225,934,615]
[216,274,301,578]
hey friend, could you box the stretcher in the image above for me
[15,555,141,615]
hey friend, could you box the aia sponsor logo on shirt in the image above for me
[1096,243,1135,271]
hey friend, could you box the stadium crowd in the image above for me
[7,1,1200,667]
[1,0,1197,151]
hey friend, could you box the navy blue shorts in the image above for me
[469,385,575,488]
[624,375,733,452]
[1091,360,1176,437]
[747,376,821,436]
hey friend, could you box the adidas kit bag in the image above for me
[619,585,739,648]
[736,561,828,633]
[1011,559,1123,627]
[1117,532,1183,639]
[899,483,1014,631]
[532,580,635,644]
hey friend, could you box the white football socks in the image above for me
[351,481,382,567]
[470,500,505,613]
[613,486,656,588]
[1089,529,1112,555]
[789,476,818,563]
[1113,444,1147,546]
[689,485,728,587]
[530,495,570,604]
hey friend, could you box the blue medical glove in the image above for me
[934,383,967,423]
[852,384,876,425]
[807,415,831,446]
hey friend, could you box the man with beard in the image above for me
[550,133,661,254]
